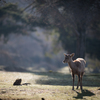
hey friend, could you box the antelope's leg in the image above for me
[80,73,83,90]
[72,73,75,90]
[76,74,80,89]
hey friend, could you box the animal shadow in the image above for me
[21,83,31,86]
[73,89,95,99]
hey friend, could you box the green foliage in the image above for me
[0,4,27,22]
[0,3,47,42]
[59,35,76,53]
[86,58,100,73]
[0,3,28,42]
[27,0,100,59]
[86,38,100,60]
[1,1,100,61]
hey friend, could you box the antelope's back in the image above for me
[76,58,86,72]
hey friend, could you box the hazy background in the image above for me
[0,0,100,73]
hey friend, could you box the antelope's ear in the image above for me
[64,53,67,56]
[70,53,75,57]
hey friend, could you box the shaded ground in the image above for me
[0,71,100,100]
[73,89,95,99]
[34,72,100,87]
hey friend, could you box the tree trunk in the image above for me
[76,32,86,58]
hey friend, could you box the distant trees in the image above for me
[0,3,28,42]
[0,0,100,60]
[23,0,100,59]
[0,3,44,42]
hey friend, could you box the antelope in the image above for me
[63,53,86,90]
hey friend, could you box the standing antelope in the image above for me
[63,53,86,90]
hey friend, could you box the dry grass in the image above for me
[0,71,100,100]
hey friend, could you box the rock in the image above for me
[41,98,45,100]
[13,78,22,86]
